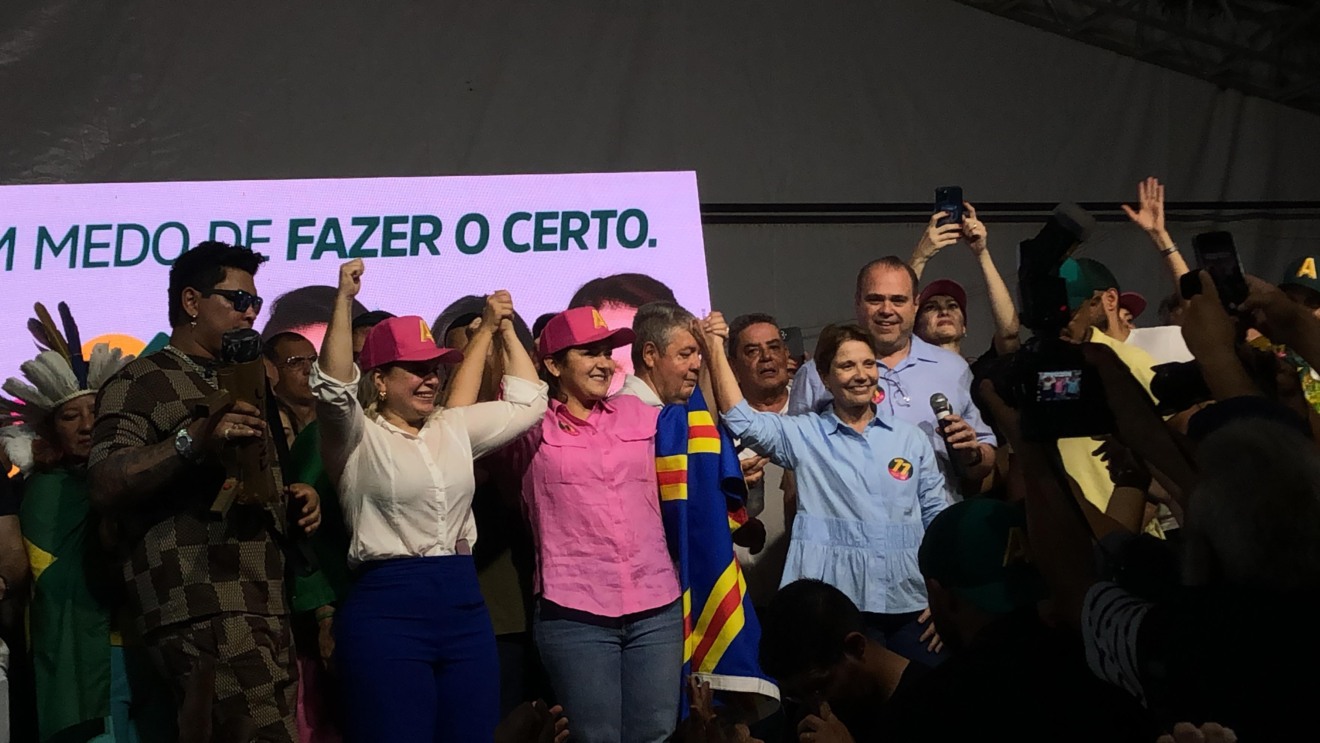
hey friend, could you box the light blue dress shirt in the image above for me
[787,334,996,503]
[722,399,947,614]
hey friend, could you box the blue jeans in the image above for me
[335,556,499,743]
[534,599,683,743]
[864,611,947,667]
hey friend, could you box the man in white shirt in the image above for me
[616,301,703,409]
[615,302,768,556]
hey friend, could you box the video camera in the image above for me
[976,203,1116,441]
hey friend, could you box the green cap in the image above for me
[918,499,1046,614]
[1059,257,1120,311]
[1280,256,1320,294]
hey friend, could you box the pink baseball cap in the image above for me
[918,279,969,318]
[537,307,636,358]
[357,315,464,371]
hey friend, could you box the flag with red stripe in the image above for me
[657,388,780,720]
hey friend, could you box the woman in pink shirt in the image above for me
[504,306,682,743]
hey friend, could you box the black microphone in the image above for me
[930,392,966,480]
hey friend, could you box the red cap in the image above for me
[1119,291,1147,319]
[918,279,969,317]
[537,307,636,358]
[357,315,463,371]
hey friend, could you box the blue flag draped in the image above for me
[656,387,779,719]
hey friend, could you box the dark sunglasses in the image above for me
[201,288,264,314]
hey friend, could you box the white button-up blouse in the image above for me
[311,362,548,568]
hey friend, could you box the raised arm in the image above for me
[497,293,539,384]
[964,203,1021,354]
[1181,273,1260,401]
[701,313,798,468]
[908,212,962,281]
[320,259,362,385]
[1121,177,1188,291]
[443,300,501,408]
[455,377,548,460]
[699,312,744,416]
[312,259,368,482]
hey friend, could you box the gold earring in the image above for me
[378,391,387,402]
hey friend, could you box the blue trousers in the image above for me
[335,556,499,743]
[534,599,683,743]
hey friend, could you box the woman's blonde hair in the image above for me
[356,364,452,423]
[356,370,383,421]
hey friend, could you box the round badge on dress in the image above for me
[887,457,912,481]
[557,420,580,436]
[874,388,885,404]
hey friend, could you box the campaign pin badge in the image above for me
[887,457,912,481]
[874,388,885,404]
[557,420,580,436]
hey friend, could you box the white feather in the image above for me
[2,377,54,412]
[0,425,35,475]
[17,352,79,410]
[86,343,132,391]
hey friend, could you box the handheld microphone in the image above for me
[214,328,279,514]
[929,392,965,480]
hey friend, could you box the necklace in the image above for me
[164,345,219,390]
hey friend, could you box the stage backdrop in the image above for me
[0,171,710,377]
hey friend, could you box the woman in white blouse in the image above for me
[312,259,548,743]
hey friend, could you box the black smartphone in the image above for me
[934,186,964,227]
[1192,231,1249,311]
[780,326,805,359]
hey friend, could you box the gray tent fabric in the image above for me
[2,0,1318,350]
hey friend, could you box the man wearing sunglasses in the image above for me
[89,241,318,742]
[264,332,319,447]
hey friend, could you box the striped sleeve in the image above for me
[1081,581,1152,705]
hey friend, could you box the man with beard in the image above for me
[1055,258,1162,518]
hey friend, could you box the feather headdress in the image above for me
[1,302,134,472]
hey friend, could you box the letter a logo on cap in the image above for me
[591,309,607,329]
[1300,257,1317,281]
[419,320,434,343]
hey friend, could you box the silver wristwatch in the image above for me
[174,427,201,462]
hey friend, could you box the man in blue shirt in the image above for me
[788,256,996,501]
[705,318,948,666]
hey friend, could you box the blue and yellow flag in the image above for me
[657,388,780,719]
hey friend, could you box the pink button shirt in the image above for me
[503,395,679,618]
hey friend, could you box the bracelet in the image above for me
[1160,244,1179,256]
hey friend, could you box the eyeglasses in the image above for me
[279,354,318,371]
[201,288,264,315]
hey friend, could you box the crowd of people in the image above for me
[0,176,1314,742]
